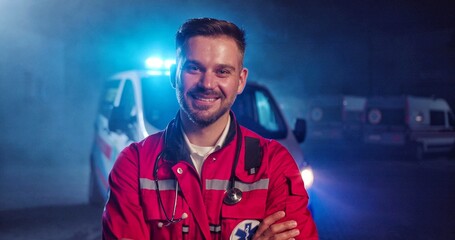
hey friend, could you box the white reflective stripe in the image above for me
[139,178,176,191]
[205,179,269,192]
[210,225,221,233]
[206,179,229,190]
[235,178,269,192]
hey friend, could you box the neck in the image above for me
[180,112,230,147]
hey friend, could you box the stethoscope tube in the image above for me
[223,124,243,205]
[153,152,183,226]
[153,123,244,226]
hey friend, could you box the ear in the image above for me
[237,67,248,94]
[170,64,177,89]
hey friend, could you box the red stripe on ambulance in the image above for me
[96,135,112,160]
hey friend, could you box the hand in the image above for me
[253,211,300,240]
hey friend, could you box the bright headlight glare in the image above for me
[301,168,314,189]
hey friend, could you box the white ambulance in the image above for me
[363,95,455,160]
[306,95,366,142]
[89,62,314,204]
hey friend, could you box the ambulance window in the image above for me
[118,80,136,120]
[232,86,287,139]
[256,91,280,131]
[430,110,445,126]
[142,76,179,130]
[100,80,120,118]
[233,89,255,123]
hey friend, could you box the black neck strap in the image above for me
[244,137,262,175]
[228,124,243,190]
[227,125,263,186]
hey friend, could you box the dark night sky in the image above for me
[0,0,454,165]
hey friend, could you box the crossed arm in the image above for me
[254,144,318,240]
[253,211,301,240]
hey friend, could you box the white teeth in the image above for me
[195,96,216,102]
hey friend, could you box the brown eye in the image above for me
[217,68,231,77]
[185,64,200,73]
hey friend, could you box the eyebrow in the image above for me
[183,60,237,72]
[183,60,202,66]
[217,64,236,72]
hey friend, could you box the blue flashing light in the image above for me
[145,57,175,70]
[145,57,163,69]
[164,60,175,69]
[147,70,171,76]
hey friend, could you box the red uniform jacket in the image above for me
[102,114,318,239]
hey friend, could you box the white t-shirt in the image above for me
[181,117,231,175]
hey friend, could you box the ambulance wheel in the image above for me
[89,160,105,206]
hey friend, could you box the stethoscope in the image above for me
[153,123,244,226]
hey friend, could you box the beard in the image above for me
[177,85,233,127]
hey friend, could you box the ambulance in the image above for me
[306,95,366,142]
[89,59,314,204]
[363,95,455,160]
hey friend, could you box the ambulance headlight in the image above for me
[415,112,424,123]
[301,167,314,189]
[311,107,323,122]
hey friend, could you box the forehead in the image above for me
[179,35,243,59]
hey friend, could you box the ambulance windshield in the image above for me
[232,85,287,139]
[141,76,179,130]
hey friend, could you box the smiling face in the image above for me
[173,35,248,127]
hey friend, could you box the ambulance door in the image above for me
[91,78,139,202]
[107,79,138,171]
[91,79,121,200]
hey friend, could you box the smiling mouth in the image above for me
[193,95,218,102]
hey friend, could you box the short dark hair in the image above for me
[176,18,246,56]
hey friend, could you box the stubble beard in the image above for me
[177,86,233,127]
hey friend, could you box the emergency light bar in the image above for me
[145,57,175,76]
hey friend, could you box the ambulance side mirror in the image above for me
[293,118,306,143]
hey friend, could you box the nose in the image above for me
[198,72,216,89]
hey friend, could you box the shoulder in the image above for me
[240,126,295,171]
[240,126,290,155]
[111,131,165,178]
[135,131,165,151]
[115,131,165,165]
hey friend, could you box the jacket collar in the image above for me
[163,110,238,163]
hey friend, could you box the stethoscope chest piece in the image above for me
[223,187,242,205]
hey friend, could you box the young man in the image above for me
[102,18,318,240]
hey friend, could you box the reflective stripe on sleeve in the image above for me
[139,178,176,190]
[205,179,269,192]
